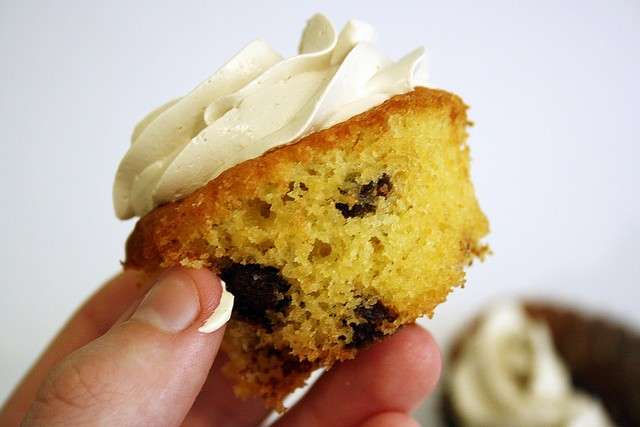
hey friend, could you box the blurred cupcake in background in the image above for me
[441,300,640,427]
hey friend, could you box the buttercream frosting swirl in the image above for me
[448,302,615,427]
[113,14,427,219]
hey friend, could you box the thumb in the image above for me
[22,268,231,427]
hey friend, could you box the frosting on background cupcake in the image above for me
[448,302,615,427]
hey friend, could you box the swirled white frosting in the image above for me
[449,302,615,427]
[113,14,427,219]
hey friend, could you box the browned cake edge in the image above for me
[124,87,470,271]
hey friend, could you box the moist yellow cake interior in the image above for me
[125,88,489,409]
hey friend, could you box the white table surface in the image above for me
[1,1,638,424]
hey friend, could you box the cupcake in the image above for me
[114,14,489,410]
[442,301,640,427]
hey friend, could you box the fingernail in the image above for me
[132,271,200,333]
[198,280,234,333]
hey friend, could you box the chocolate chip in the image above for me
[335,202,376,218]
[220,263,291,330]
[355,300,398,324]
[359,173,392,202]
[335,173,393,219]
[359,181,377,203]
[348,300,398,348]
[349,322,382,348]
[375,173,392,198]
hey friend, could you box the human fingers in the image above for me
[359,412,420,427]
[0,269,151,426]
[182,353,270,427]
[20,268,227,427]
[274,324,440,427]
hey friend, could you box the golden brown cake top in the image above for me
[125,87,471,271]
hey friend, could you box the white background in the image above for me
[1,1,638,425]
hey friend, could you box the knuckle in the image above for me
[34,351,123,415]
[42,363,100,410]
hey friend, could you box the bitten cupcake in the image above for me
[442,301,639,427]
[114,14,489,410]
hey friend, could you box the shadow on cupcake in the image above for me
[441,301,639,427]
